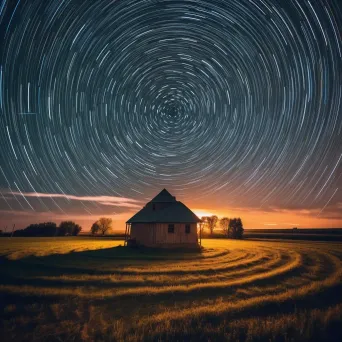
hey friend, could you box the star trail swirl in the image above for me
[0,0,341,229]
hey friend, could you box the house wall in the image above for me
[130,223,155,246]
[130,223,198,247]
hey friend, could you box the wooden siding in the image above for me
[130,223,198,247]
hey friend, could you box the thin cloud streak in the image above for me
[0,209,132,221]
[6,191,142,208]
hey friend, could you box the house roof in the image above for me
[126,189,201,224]
[150,188,176,202]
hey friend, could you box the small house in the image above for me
[125,189,201,248]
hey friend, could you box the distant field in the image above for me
[245,228,342,233]
[244,228,342,241]
[1,237,342,341]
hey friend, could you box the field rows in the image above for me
[1,238,342,341]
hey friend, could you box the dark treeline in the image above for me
[201,216,244,239]
[2,221,82,237]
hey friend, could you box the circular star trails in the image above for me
[0,0,341,216]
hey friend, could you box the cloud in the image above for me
[1,209,130,221]
[6,191,142,208]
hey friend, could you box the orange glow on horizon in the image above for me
[1,202,341,232]
[193,209,215,218]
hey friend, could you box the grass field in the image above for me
[1,237,342,341]
[243,228,342,241]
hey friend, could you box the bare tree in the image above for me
[206,215,218,235]
[11,224,15,237]
[219,217,230,236]
[201,216,209,232]
[97,217,113,235]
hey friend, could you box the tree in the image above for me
[201,216,209,233]
[198,220,205,238]
[13,222,57,237]
[236,218,244,239]
[228,218,244,239]
[228,218,236,238]
[97,217,112,235]
[91,222,100,235]
[73,224,82,236]
[202,215,218,236]
[59,221,82,236]
[219,217,230,236]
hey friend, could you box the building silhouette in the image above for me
[126,189,201,248]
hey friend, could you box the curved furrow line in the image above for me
[122,249,254,270]
[0,250,302,298]
[184,250,289,284]
[220,250,341,303]
[23,250,284,289]
[2,245,340,317]
[197,249,342,307]
[163,250,252,268]
[156,250,288,286]
[104,248,246,268]
[116,251,264,275]
[144,259,342,326]
[98,250,303,298]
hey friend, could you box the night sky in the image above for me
[0,0,341,230]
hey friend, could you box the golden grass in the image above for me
[0,236,123,259]
[0,238,341,341]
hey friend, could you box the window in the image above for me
[168,224,174,233]
[185,224,190,234]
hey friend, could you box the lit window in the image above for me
[168,224,174,233]
[185,224,190,234]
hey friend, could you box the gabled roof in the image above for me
[126,189,201,224]
[150,188,176,203]
[127,201,201,223]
